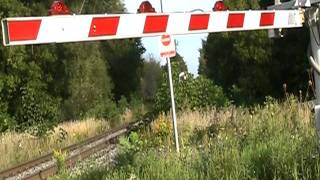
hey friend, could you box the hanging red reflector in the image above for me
[137,1,156,13]
[48,0,71,16]
[213,1,228,11]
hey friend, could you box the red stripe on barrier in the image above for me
[89,17,120,37]
[189,14,210,31]
[260,12,275,26]
[144,15,168,33]
[8,20,41,41]
[227,13,245,28]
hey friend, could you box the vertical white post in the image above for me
[160,0,163,13]
[167,57,180,153]
[309,9,320,133]
[310,32,320,104]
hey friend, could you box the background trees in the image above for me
[141,56,162,102]
[0,0,144,135]
[154,53,228,112]
[199,0,310,105]
[0,0,313,135]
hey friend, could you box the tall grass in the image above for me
[64,97,320,180]
[0,119,110,171]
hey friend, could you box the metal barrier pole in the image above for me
[167,57,180,153]
[308,7,320,133]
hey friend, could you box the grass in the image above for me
[56,97,320,180]
[0,118,110,171]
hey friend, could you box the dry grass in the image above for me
[177,108,232,131]
[63,98,319,180]
[152,99,313,148]
[0,118,110,171]
[175,100,313,131]
[151,109,234,136]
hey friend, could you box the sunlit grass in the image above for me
[0,118,110,171]
[61,97,320,180]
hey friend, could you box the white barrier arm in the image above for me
[2,10,304,46]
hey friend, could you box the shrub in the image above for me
[116,132,143,167]
[15,85,60,137]
[0,101,14,132]
[151,112,172,146]
[57,98,320,180]
[154,71,229,112]
[53,149,67,174]
[85,98,119,124]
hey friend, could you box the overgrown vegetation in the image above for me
[199,0,310,105]
[55,98,320,179]
[0,0,144,136]
[1,0,318,179]
[154,54,229,112]
[0,119,110,171]
[0,0,311,137]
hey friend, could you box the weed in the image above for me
[56,98,320,179]
[0,119,110,171]
[53,149,66,173]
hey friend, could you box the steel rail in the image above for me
[0,118,148,180]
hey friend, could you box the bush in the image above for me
[66,98,320,180]
[85,98,119,123]
[15,84,60,136]
[0,98,14,132]
[154,72,229,112]
[150,112,172,147]
[116,132,143,167]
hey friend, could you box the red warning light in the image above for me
[137,1,156,13]
[48,0,71,16]
[213,1,228,11]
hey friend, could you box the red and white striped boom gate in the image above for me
[2,10,304,46]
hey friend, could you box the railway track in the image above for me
[0,118,149,180]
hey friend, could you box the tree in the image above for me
[0,1,62,135]
[102,39,145,101]
[61,42,115,120]
[199,0,309,105]
[141,56,162,102]
[0,0,145,134]
[155,54,228,112]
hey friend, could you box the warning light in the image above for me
[137,1,156,13]
[48,0,71,16]
[213,1,228,11]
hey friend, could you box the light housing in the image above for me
[48,0,71,16]
[213,1,228,11]
[137,1,156,13]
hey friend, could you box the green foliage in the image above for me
[61,42,115,120]
[128,94,146,120]
[85,98,119,123]
[66,98,320,180]
[119,132,142,153]
[117,132,143,167]
[141,57,161,102]
[0,0,145,135]
[150,113,172,147]
[117,96,128,113]
[102,39,145,101]
[0,41,61,136]
[199,0,309,105]
[0,101,12,132]
[16,84,60,136]
[53,149,67,174]
[155,58,229,112]
[0,2,65,135]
